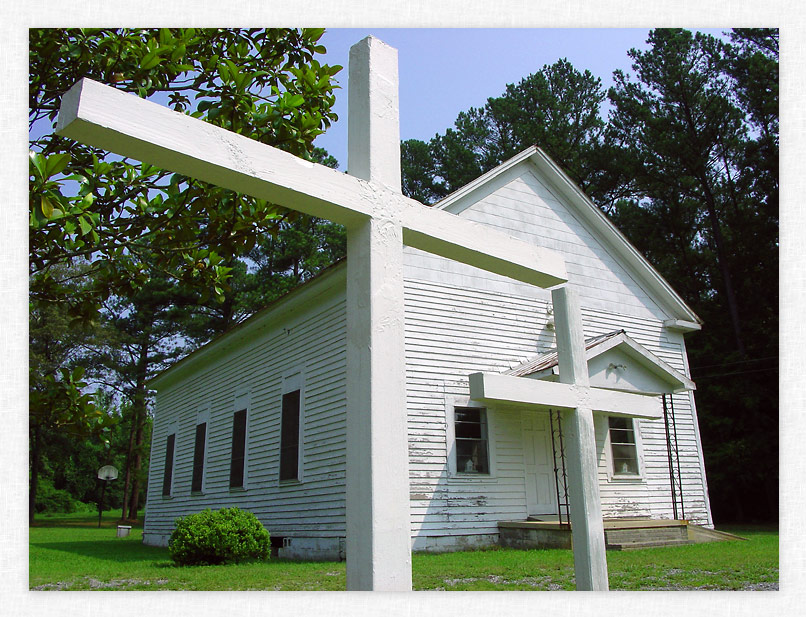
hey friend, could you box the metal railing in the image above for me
[663,394,685,520]
[549,409,571,527]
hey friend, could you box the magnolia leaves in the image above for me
[30,29,341,317]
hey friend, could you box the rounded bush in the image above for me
[35,480,78,514]
[168,507,270,566]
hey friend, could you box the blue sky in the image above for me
[315,28,731,169]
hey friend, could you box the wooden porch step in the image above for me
[501,519,741,551]
[500,518,695,551]
[606,538,694,551]
[604,520,688,546]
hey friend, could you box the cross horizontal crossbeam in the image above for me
[56,78,567,289]
[468,372,663,419]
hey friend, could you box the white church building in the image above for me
[141,144,712,559]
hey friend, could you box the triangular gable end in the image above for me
[506,330,696,395]
[433,146,702,329]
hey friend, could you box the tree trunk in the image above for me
[121,340,150,521]
[127,403,147,520]
[29,424,42,524]
[119,413,136,521]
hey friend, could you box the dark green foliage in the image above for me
[29,260,120,522]
[34,478,83,514]
[168,508,271,566]
[29,28,344,523]
[30,27,342,323]
[401,59,608,205]
[180,143,345,342]
[606,28,778,522]
[401,139,443,204]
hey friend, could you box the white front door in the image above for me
[522,412,558,515]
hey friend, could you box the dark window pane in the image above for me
[456,439,489,474]
[613,457,639,475]
[229,409,247,488]
[162,434,175,496]
[612,445,638,475]
[455,407,489,474]
[280,390,301,481]
[191,422,207,493]
[455,408,481,424]
[611,444,636,460]
[608,416,631,430]
[609,416,639,475]
[609,428,635,445]
[455,420,482,439]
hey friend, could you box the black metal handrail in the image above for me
[549,409,571,528]
[663,394,685,520]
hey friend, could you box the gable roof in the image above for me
[506,329,696,394]
[433,146,702,328]
[506,330,625,377]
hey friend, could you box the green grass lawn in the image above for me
[29,514,778,591]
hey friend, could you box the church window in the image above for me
[609,416,639,476]
[455,407,490,474]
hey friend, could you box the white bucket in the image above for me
[116,525,132,538]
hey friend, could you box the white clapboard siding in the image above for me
[403,278,540,538]
[401,158,710,539]
[407,165,672,323]
[143,279,349,542]
[401,275,710,540]
[146,149,711,550]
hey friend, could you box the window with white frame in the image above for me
[454,407,490,475]
[609,416,639,476]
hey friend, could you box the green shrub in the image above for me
[73,500,97,513]
[168,507,270,566]
[35,479,78,514]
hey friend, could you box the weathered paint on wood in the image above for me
[551,285,608,590]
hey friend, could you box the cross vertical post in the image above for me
[344,36,412,591]
[551,285,609,590]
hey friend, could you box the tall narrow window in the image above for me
[279,390,301,481]
[455,407,489,474]
[609,416,639,476]
[229,409,247,488]
[191,421,207,493]
[162,433,175,496]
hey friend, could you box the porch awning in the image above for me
[506,330,695,394]
[468,330,696,420]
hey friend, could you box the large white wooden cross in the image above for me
[56,36,609,591]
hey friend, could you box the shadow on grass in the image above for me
[32,517,145,529]
[33,538,169,564]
